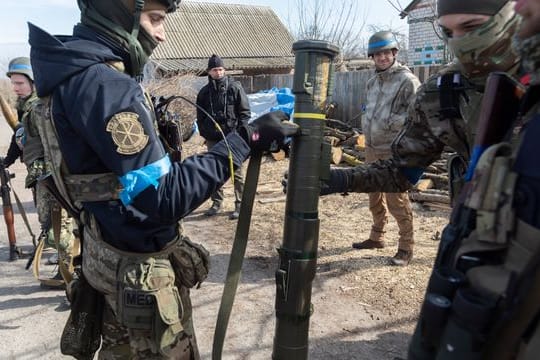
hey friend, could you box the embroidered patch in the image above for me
[106,112,149,155]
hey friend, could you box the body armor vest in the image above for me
[409,89,540,359]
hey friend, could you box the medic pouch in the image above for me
[116,257,184,355]
[60,275,104,360]
[169,236,210,289]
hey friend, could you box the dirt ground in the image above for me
[0,126,450,359]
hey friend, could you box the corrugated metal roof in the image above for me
[151,1,295,73]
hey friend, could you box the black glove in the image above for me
[320,168,353,195]
[281,168,353,196]
[240,110,299,153]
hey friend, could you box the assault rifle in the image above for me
[153,95,186,163]
[25,173,80,270]
[409,72,526,359]
[0,156,19,261]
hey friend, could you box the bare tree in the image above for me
[286,0,369,61]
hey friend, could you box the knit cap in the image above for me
[437,0,508,17]
[208,54,225,70]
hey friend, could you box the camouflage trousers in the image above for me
[365,147,414,252]
[99,285,200,360]
[34,181,74,255]
[206,140,244,205]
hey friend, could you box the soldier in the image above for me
[196,54,251,220]
[409,0,540,357]
[2,57,74,266]
[353,31,421,266]
[28,0,297,358]
[319,0,521,217]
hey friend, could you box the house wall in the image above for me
[406,0,448,80]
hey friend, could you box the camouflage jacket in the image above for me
[362,61,420,152]
[349,62,488,194]
[19,91,43,168]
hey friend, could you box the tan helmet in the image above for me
[6,57,34,82]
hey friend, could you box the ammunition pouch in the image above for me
[116,257,184,354]
[169,236,210,289]
[410,141,539,359]
[81,211,186,355]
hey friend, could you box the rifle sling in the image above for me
[10,183,36,247]
[212,154,262,360]
[32,206,74,287]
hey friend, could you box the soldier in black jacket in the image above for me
[196,55,251,219]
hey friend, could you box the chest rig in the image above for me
[36,63,190,355]
[409,82,540,360]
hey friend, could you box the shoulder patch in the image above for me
[106,112,149,155]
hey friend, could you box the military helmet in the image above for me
[77,0,181,78]
[6,57,34,82]
[367,31,399,57]
[119,0,181,14]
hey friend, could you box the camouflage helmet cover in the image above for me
[368,31,399,56]
[6,57,34,82]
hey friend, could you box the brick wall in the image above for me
[406,0,448,76]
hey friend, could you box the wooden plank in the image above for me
[414,179,433,191]
[258,195,286,204]
[331,146,343,165]
[409,192,450,204]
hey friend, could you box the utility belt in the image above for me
[410,142,540,359]
[81,210,209,354]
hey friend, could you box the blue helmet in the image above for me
[367,31,399,57]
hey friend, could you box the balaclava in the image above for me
[78,0,172,78]
[438,0,520,82]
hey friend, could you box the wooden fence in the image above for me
[233,70,373,129]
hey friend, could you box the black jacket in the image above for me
[196,76,251,141]
[29,23,251,252]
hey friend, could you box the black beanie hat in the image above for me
[208,54,225,70]
[437,0,508,17]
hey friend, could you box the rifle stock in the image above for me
[0,157,17,248]
[0,94,18,130]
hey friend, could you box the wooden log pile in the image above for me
[323,119,452,208]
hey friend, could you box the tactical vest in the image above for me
[35,92,189,354]
[409,90,540,359]
[19,93,43,168]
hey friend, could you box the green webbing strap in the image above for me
[212,153,262,360]
[9,180,36,247]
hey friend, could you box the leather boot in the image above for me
[205,202,221,217]
[9,245,19,261]
[390,249,413,266]
[351,239,385,250]
[229,202,241,220]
